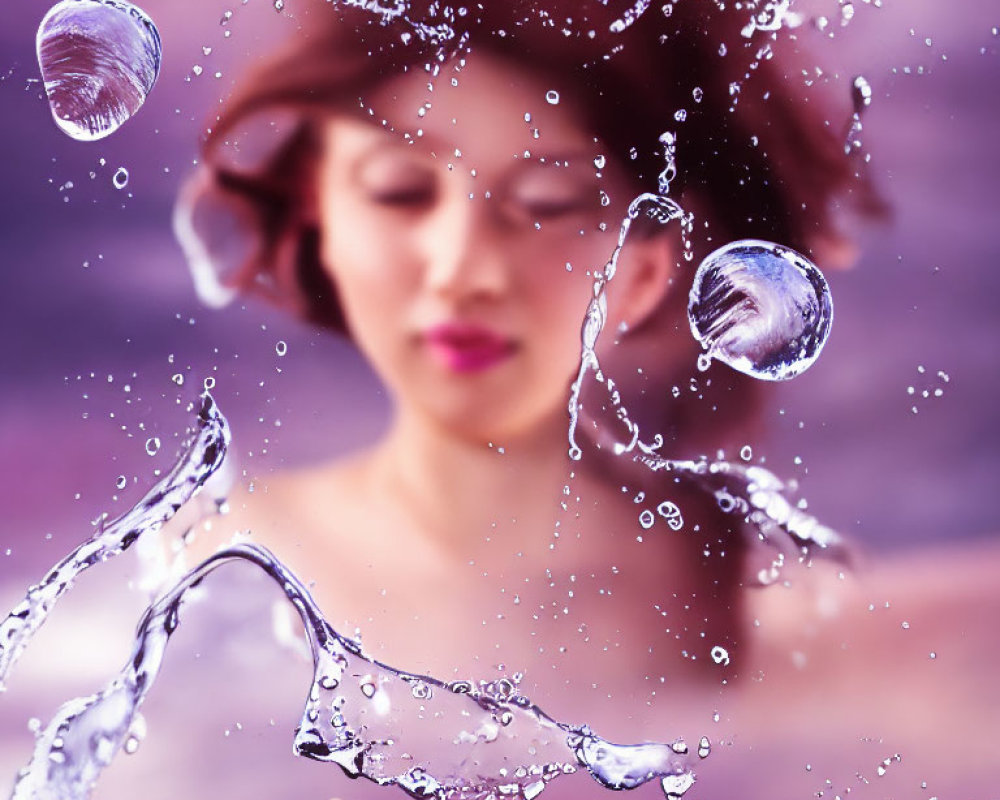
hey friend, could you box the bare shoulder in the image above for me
[740,538,1000,788]
[748,538,1000,675]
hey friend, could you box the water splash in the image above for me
[338,0,459,49]
[687,239,833,381]
[0,393,229,692]
[844,75,873,155]
[36,0,161,141]
[565,142,845,569]
[608,0,654,34]
[739,0,800,38]
[12,543,696,800]
[5,396,695,799]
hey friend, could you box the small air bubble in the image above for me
[144,437,160,456]
[112,167,129,189]
[545,89,560,104]
[639,509,655,529]
[275,340,287,357]
[710,645,730,666]
[115,475,127,489]
[739,445,752,461]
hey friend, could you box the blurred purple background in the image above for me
[0,0,998,588]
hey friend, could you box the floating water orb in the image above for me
[36,0,162,141]
[687,239,833,381]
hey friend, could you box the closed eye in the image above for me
[367,185,436,208]
[519,196,592,220]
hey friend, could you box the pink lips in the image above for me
[422,323,516,373]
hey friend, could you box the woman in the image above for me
[172,1,880,794]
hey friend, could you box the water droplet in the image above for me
[359,675,377,698]
[656,501,684,531]
[710,645,730,666]
[697,736,711,758]
[545,89,560,104]
[112,167,129,189]
[36,0,162,141]
[275,340,288,357]
[687,240,833,381]
[410,679,433,700]
[661,772,696,799]
[144,437,160,456]
[851,75,873,113]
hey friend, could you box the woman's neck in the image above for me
[363,405,582,556]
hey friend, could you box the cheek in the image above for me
[319,196,413,296]
[523,228,614,306]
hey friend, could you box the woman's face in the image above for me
[315,52,643,444]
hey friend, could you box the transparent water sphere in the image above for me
[687,239,833,381]
[36,0,161,141]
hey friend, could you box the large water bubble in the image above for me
[36,0,161,141]
[687,239,833,381]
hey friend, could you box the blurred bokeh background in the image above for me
[0,0,998,789]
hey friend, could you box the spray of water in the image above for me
[0,393,229,693]
[566,135,845,570]
[10,535,697,800]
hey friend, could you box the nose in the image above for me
[420,187,510,301]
